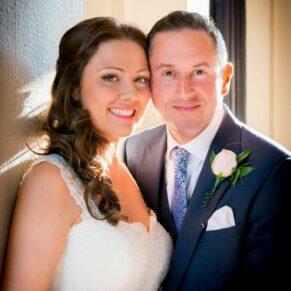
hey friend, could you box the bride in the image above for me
[1,17,172,291]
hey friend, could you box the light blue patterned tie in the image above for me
[172,147,190,232]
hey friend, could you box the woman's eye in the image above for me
[102,74,118,82]
[135,76,149,84]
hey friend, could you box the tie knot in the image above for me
[172,147,190,164]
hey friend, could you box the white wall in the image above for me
[0,0,84,274]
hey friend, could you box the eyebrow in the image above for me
[155,63,174,70]
[97,67,150,73]
[97,66,124,72]
[155,62,210,70]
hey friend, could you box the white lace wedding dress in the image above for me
[30,154,172,291]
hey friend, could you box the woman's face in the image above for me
[79,39,150,142]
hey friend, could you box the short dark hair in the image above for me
[147,10,228,67]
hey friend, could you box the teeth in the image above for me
[110,108,134,117]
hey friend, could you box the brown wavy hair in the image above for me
[43,17,147,225]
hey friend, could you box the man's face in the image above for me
[149,28,232,144]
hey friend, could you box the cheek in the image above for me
[80,82,100,109]
[141,90,151,110]
[151,80,171,105]
[81,91,107,124]
[82,94,102,113]
[139,95,149,111]
[199,81,219,99]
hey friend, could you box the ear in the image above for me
[221,63,233,96]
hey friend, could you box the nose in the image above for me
[176,75,194,99]
[119,80,138,100]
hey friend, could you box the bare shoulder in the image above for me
[20,161,67,202]
[23,160,65,186]
[1,161,81,290]
[18,160,81,223]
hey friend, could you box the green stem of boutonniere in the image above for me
[201,176,224,208]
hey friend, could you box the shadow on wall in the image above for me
[0,0,85,279]
[0,52,45,276]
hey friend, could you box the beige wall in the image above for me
[272,0,291,149]
[86,0,187,31]
[246,0,291,150]
[246,0,272,136]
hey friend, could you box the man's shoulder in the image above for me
[223,108,290,158]
[241,123,290,158]
[220,113,290,187]
[126,124,166,146]
[119,124,167,164]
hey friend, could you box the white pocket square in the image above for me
[206,206,235,231]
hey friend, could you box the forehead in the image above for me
[151,28,215,50]
[150,28,216,60]
[86,38,147,68]
[95,39,144,57]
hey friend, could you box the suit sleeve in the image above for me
[244,157,291,289]
[118,138,128,165]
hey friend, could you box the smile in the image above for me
[173,104,200,112]
[109,108,135,117]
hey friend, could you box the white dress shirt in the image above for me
[165,108,224,211]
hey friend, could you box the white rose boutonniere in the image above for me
[212,149,237,177]
[201,148,255,208]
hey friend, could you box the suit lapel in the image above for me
[165,108,243,290]
[135,126,167,216]
[160,177,178,241]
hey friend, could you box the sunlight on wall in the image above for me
[0,70,54,175]
[18,71,54,119]
[0,148,33,175]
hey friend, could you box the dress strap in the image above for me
[30,154,90,219]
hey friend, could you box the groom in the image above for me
[121,11,290,290]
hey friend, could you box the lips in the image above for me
[109,108,135,117]
[173,104,201,111]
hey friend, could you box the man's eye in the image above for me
[163,70,174,77]
[102,74,118,82]
[194,69,205,76]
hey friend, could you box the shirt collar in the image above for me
[166,106,224,162]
